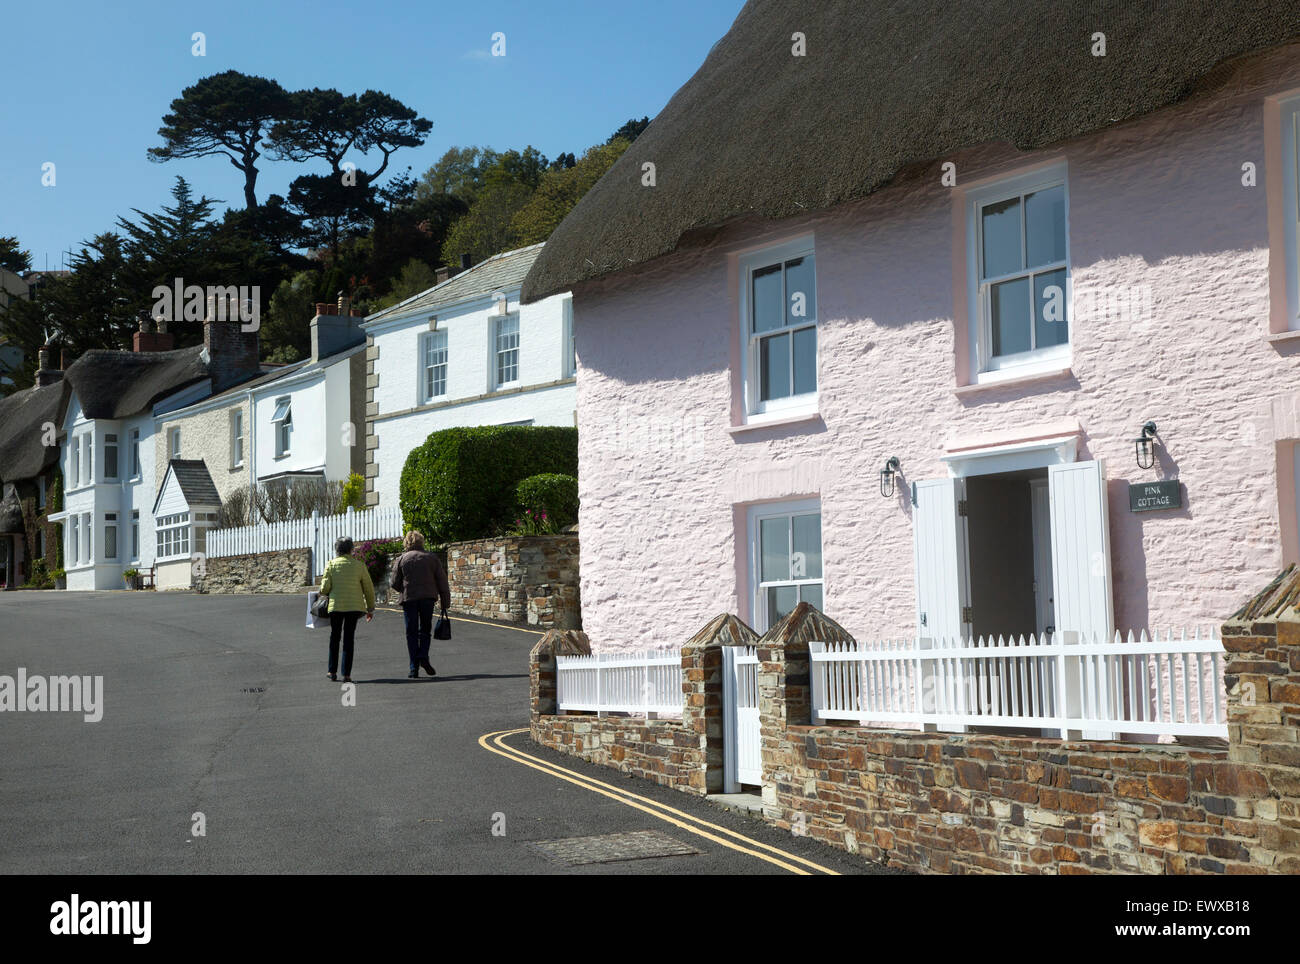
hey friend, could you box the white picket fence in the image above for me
[810,629,1226,738]
[556,649,683,717]
[206,506,405,579]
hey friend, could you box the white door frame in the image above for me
[1029,477,1055,637]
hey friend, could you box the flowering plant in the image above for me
[508,508,559,536]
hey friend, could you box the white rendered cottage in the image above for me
[360,245,574,508]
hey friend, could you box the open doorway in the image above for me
[963,469,1054,641]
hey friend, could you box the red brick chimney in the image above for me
[133,313,175,353]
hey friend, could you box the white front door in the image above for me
[911,478,970,640]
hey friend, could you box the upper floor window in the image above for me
[231,411,244,468]
[37,475,45,509]
[563,297,576,378]
[168,427,181,460]
[968,166,1069,376]
[495,315,520,388]
[741,239,817,416]
[272,398,292,458]
[103,433,118,481]
[70,436,80,486]
[129,428,141,478]
[1282,97,1300,330]
[423,331,448,401]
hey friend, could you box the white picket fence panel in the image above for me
[556,649,683,717]
[810,629,1226,739]
[207,506,405,579]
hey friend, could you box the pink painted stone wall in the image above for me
[574,47,1300,652]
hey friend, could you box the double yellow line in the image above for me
[478,728,840,875]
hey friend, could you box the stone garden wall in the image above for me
[448,534,579,629]
[527,576,1300,875]
[194,548,312,594]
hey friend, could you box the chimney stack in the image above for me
[460,253,472,271]
[35,345,63,387]
[310,297,365,363]
[133,311,175,353]
[204,292,261,393]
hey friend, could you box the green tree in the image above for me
[375,258,438,310]
[415,146,500,205]
[439,179,533,267]
[260,270,320,363]
[609,116,650,144]
[148,71,293,210]
[511,139,631,246]
[0,236,32,274]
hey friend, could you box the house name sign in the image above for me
[1129,480,1181,513]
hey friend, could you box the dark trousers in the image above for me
[403,599,436,671]
[329,611,363,676]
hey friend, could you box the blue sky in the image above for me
[0,0,743,271]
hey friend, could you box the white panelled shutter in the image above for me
[912,478,966,640]
[1047,460,1114,641]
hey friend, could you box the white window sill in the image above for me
[273,453,291,461]
[956,366,1073,397]
[729,411,823,435]
[1267,329,1300,346]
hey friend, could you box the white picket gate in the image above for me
[206,505,405,579]
[723,645,762,790]
[810,629,1226,739]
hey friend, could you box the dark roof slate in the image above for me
[159,459,222,512]
[522,0,1300,302]
[366,244,547,324]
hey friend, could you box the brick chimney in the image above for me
[133,312,175,353]
[204,292,261,393]
[310,292,365,363]
[35,345,63,387]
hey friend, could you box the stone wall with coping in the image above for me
[526,595,1300,874]
[194,547,311,594]
[448,534,579,629]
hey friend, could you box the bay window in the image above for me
[157,513,190,560]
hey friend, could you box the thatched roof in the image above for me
[0,379,71,484]
[523,0,1300,302]
[65,346,208,420]
[0,484,23,534]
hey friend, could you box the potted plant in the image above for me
[123,568,140,590]
[52,568,66,591]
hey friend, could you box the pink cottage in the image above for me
[522,2,1300,651]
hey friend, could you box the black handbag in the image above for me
[433,607,452,640]
[311,592,330,619]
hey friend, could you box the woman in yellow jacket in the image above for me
[319,536,375,682]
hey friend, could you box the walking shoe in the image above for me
[328,672,337,681]
[408,669,418,679]
[343,676,352,683]
[421,660,437,677]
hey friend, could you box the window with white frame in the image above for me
[168,427,181,460]
[494,315,519,387]
[70,436,80,487]
[969,166,1070,374]
[563,297,576,377]
[81,435,91,486]
[749,500,823,632]
[130,428,141,477]
[272,398,292,458]
[1282,97,1300,330]
[68,515,78,565]
[103,433,118,481]
[231,411,244,467]
[423,331,448,401]
[157,512,190,559]
[103,512,117,561]
[80,511,91,562]
[741,240,817,415]
[131,510,139,560]
[193,511,219,554]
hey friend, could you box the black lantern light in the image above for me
[1134,421,1158,470]
[880,457,901,498]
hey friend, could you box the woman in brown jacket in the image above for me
[389,530,451,679]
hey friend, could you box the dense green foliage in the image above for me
[400,426,578,545]
[514,473,578,530]
[339,472,366,512]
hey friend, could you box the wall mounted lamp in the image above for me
[880,457,901,498]
[1134,421,1158,470]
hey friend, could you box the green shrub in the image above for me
[400,426,578,544]
[24,559,54,590]
[515,473,578,530]
[339,472,366,513]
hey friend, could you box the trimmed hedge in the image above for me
[400,426,578,544]
[516,474,578,530]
